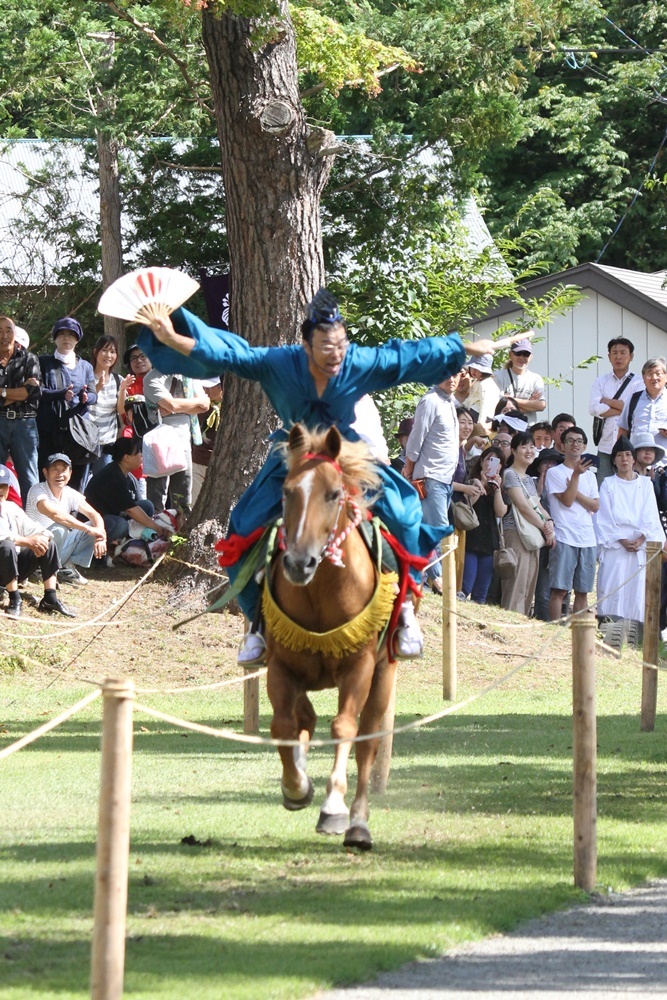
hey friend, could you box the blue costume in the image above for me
[138,307,466,618]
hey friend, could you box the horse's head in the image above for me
[281,424,345,586]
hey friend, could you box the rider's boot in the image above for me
[238,606,267,666]
[394,596,424,659]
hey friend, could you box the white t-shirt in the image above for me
[26,482,83,529]
[545,464,598,547]
[493,368,545,426]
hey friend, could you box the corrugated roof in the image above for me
[0,140,99,286]
[596,264,667,310]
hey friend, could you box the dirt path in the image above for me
[314,880,667,999]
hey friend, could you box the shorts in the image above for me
[549,542,596,594]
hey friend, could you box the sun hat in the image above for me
[0,465,12,485]
[14,326,29,349]
[630,432,665,464]
[527,447,564,478]
[467,353,493,375]
[51,317,83,341]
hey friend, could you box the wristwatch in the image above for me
[1,387,6,399]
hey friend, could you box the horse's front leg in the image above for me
[316,650,375,836]
[267,660,316,811]
[345,655,397,851]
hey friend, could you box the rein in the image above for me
[278,451,363,569]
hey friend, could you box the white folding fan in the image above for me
[98,267,200,323]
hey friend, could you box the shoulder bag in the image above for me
[54,368,101,465]
[592,373,633,445]
[452,494,480,531]
[512,476,545,551]
[493,518,517,579]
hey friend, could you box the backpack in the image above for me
[125,394,158,439]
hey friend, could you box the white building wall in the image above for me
[471,290,667,428]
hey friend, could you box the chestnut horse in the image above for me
[264,423,398,850]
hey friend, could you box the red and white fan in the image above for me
[98,267,200,323]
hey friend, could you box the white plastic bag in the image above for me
[142,423,188,478]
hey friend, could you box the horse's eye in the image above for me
[325,489,341,503]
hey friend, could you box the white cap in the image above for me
[14,326,29,349]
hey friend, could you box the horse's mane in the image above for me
[281,426,382,511]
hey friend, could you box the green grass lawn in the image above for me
[2,630,667,999]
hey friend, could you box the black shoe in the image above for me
[5,596,22,619]
[38,595,76,618]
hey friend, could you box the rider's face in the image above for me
[304,324,349,379]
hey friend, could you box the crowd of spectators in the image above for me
[0,313,211,619]
[399,335,667,634]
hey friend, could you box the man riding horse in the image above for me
[138,290,498,660]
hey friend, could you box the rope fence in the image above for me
[0,533,663,998]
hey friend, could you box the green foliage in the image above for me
[481,0,667,270]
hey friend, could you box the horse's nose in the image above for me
[283,551,318,583]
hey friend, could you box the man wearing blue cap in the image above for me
[0,465,75,618]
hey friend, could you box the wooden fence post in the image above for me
[641,540,662,733]
[244,670,260,734]
[571,614,596,892]
[442,532,457,701]
[91,678,135,1000]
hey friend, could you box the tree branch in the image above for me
[300,62,401,99]
[156,159,223,174]
[101,1,214,119]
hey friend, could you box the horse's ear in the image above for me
[324,426,342,460]
[288,424,307,453]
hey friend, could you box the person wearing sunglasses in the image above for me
[493,336,546,427]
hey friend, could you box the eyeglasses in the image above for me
[564,437,585,445]
[316,340,349,356]
[512,351,531,358]
[130,353,147,363]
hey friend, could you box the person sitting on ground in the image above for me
[0,464,75,618]
[84,438,173,551]
[631,432,665,477]
[26,453,107,586]
[531,421,554,452]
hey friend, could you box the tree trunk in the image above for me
[97,131,126,361]
[192,4,335,545]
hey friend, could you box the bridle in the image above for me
[278,451,362,569]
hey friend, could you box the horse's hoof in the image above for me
[343,821,373,851]
[282,777,315,811]
[316,810,349,836]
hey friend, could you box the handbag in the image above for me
[142,422,188,478]
[512,476,546,551]
[493,519,517,579]
[411,479,427,501]
[452,495,479,531]
[53,367,101,465]
[54,403,101,465]
[592,373,633,445]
